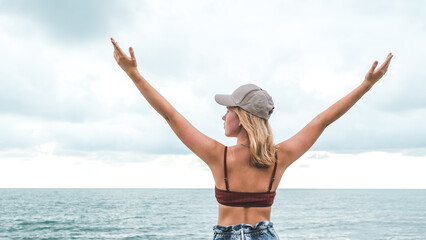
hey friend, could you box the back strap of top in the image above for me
[268,152,278,192]
[224,146,229,191]
[223,146,278,192]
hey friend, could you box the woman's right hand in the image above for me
[364,53,393,87]
[111,37,138,74]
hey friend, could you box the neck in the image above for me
[235,124,250,146]
[236,130,250,146]
[237,140,249,146]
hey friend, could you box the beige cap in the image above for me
[215,84,274,120]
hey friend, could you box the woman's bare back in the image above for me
[211,145,288,226]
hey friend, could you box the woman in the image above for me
[111,38,393,239]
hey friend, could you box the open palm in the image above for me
[365,53,393,85]
[111,37,137,74]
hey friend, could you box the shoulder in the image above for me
[205,142,227,169]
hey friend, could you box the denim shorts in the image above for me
[212,220,280,240]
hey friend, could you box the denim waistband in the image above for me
[213,220,273,234]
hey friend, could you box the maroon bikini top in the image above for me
[215,146,277,207]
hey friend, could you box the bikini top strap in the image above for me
[223,146,229,191]
[268,151,278,192]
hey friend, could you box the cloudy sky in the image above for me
[0,0,424,188]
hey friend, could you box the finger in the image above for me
[378,60,388,70]
[383,52,393,64]
[382,53,394,71]
[378,53,391,69]
[369,60,378,73]
[113,49,119,60]
[111,40,120,52]
[111,37,119,49]
[385,53,393,66]
[111,38,125,55]
[114,48,121,60]
[129,47,136,59]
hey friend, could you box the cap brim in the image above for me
[215,94,237,106]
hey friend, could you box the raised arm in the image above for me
[111,38,222,166]
[277,53,394,168]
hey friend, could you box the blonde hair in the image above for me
[229,106,276,168]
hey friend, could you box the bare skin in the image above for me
[111,37,393,226]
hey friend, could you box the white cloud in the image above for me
[0,153,212,188]
[282,151,426,189]
[1,150,424,188]
[36,142,57,155]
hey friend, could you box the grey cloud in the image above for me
[0,0,134,43]
[371,72,426,113]
[0,113,192,156]
[0,115,39,150]
[306,107,426,152]
[0,41,153,122]
[308,153,330,159]
[48,115,188,155]
[0,70,111,122]
[400,148,426,157]
[1,0,425,158]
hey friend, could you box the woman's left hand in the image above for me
[111,37,138,74]
[364,53,394,86]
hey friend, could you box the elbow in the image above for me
[165,109,178,123]
[315,112,330,129]
[164,112,172,123]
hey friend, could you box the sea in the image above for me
[0,189,425,240]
